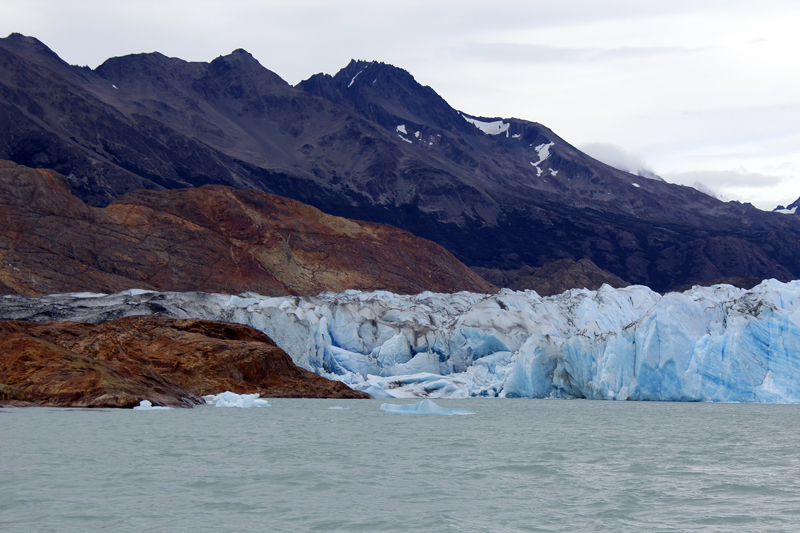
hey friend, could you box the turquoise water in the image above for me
[3,399,800,532]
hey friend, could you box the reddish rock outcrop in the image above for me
[0,315,369,408]
[0,160,496,297]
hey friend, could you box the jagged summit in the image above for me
[95,47,288,89]
[774,196,800,215]
[298,59,474,135]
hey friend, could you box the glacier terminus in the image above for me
[2,280,799,403]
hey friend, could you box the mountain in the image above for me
[2,34,799,292]
[471,259,630,297]
[0,160,494,296]
[774,197,800,215]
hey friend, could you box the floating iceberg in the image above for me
[352,384,395,398]
[327,406,350,410]
[4,280,800,403]
[203,391,270,408]
[380,399,474,415]
[133,400,171,410]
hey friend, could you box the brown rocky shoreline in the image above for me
[0,314,369,408]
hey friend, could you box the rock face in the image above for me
[0,320,203,408]
[0,160,495,296]
[2,34,800,292]
[472,259,630,297]
[0,315,369,407]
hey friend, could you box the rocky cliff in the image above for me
[0,315,369,407]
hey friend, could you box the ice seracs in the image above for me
[4,280,800,403]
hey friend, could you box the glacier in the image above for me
[2,280,800,402]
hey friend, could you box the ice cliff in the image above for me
[2,280,799,402]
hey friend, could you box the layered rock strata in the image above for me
[0,315,369,407]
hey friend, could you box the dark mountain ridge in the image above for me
[1,33,799,292]
[774,196,800,215]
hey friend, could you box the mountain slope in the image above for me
[0,160,494,296]
[2,34,799,291]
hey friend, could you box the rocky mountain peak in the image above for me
[207,48,287,85]
[1,33,63,62]
[95,51,201,86]
[298,59,473,134]
[774,196,800,215]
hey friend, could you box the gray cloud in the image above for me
[579,142,661,180]
[460,43,704,65]
[663,170,785,188]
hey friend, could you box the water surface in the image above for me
[3,399,800,532]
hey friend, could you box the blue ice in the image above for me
[380,399,474,415]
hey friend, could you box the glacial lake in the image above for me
[3,399,800,532]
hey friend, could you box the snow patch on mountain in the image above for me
[347,69,363,88]
[461,114,510,136]
[774,197,799,214]
[530,142,554,177]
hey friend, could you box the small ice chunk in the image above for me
[396,124,407,134]
[133,400,171,410]
[380,399,474,415]
[328,406,350,410]
[632,183,641,188]
[127,289,155,296]
[202,391,270,408]
[355,385,395,398]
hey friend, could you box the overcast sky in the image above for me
[3,0,799,210]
